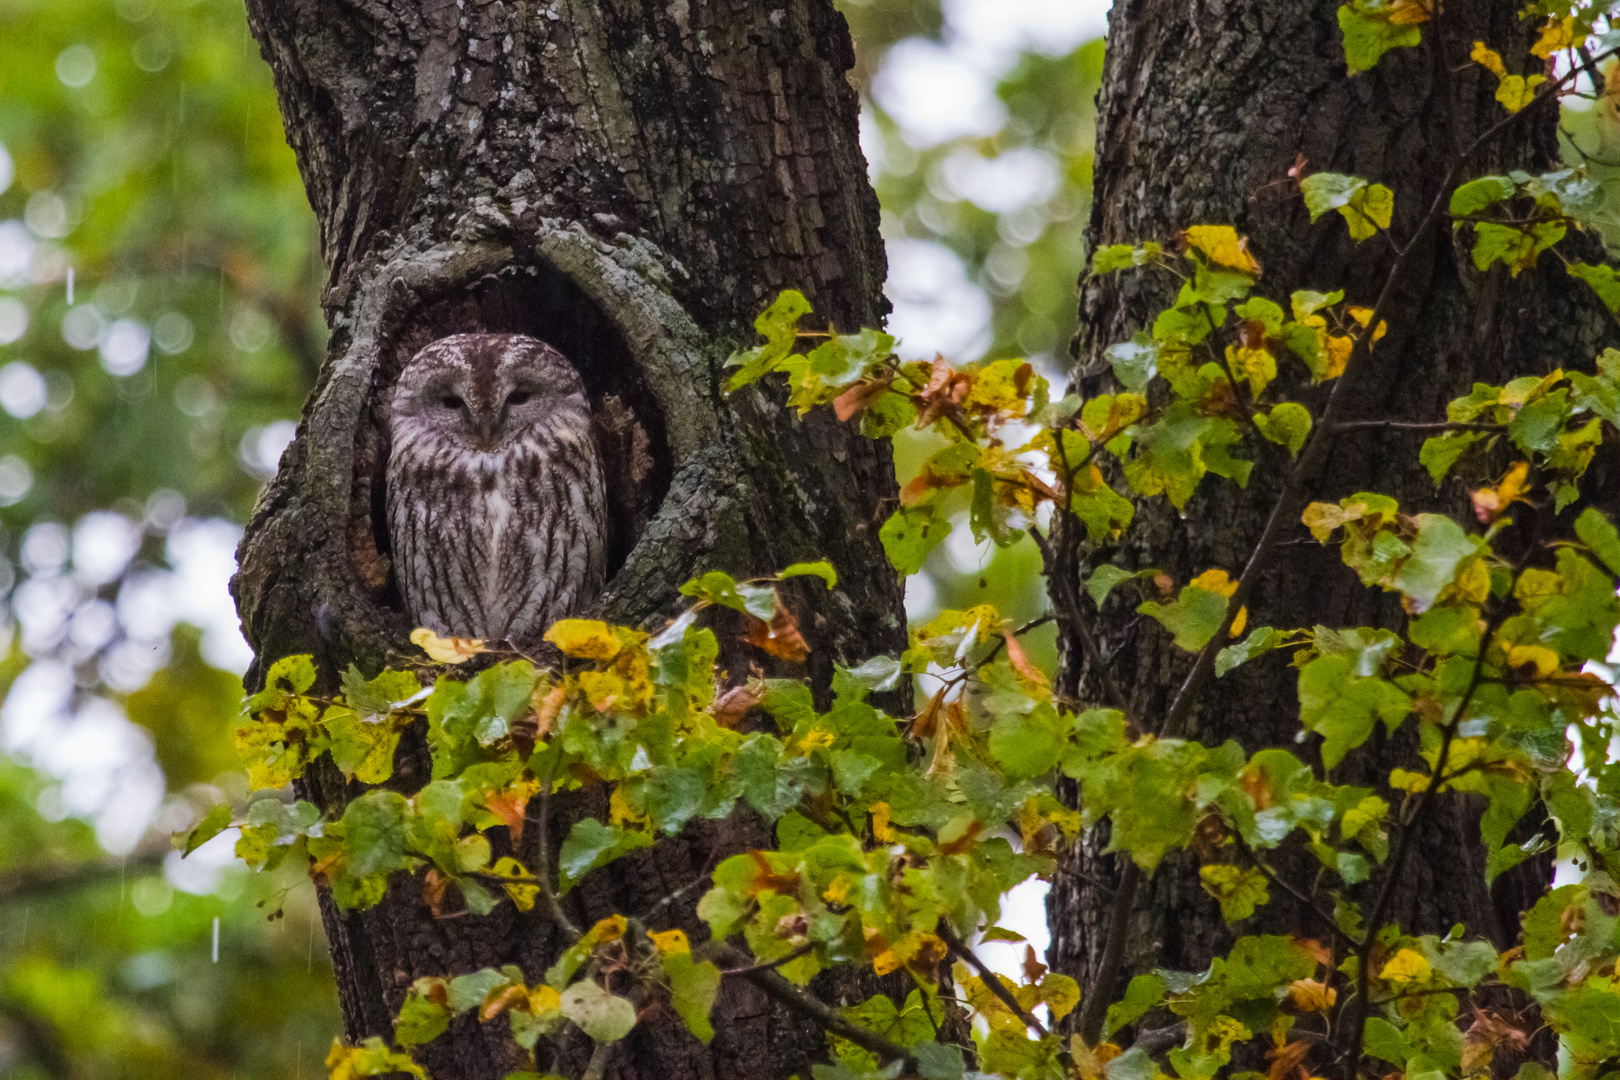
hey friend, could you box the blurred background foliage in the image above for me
[0,0,1105,1074]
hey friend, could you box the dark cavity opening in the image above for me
[353,263,673,614]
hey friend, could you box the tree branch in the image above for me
[936,924,1049,1038]
[716,944,917,1067]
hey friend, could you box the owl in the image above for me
[385,333,608,644]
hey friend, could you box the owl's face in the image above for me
[390,334,589,454]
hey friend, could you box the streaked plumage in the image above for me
[385,333,607,643]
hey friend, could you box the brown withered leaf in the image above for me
[913,354,975,430]
[745,604,810,662]
[912,686,948,739]
[423,869,452,918]
[834,377,894,422]
[1471,461,1530,524]
[1295,938,1333,966]
[483,788,530,848]
[481,984,529,1022]
[532,682,568,741]
[1022,945,1048,983]
[1267,1039,1313,1080]
[1283,978,1337,1014]
[1003,631,1051,690]
[712,683,765,728]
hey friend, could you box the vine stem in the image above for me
[1071,43,1616,1054]
[936,924,1050,1038]
[1341,564,1524,1080]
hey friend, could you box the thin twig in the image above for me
[716,944,916,1067]
[719,942,814,977]
[1075,859,1141,1044]
[535,759,582,942]
[936,924,1050,1038]
[1328,420,1503,433]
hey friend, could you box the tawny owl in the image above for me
[386,333,608,644]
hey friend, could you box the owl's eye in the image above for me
[506,390,532,407]
[440,394,465,410]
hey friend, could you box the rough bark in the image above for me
[232,2,903,1077]
[1051,0,1616,1036]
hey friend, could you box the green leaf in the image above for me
[342,790,411,878]
[557,819,653,894]
[395,990,451,1046]
[1137,577,1232,652]
[913,1042,967,1080]
[989,704,1067,781]
[181,802,232,856]
[725,290,812,392]
[1568,261,1620,313]
[1253,403,1312,456]
[327,709,404,784]
[1215,626,1281,677]
[1103,973,1165,1039]
[1577,507,1620,576]
[1106,334,1158,392]
[1471,220,1566,276]
[1364,1017,1416,1065]
[664,952,721,1043]
[970,468,1019,546]
[1338,2,1423,73]
[1391,514,1474,611]
[1199,864,1270,921]
[1450,175,1517,216]
[879,504,952,575]
[1087,565,1147,608]
[679,571,779,620]
[1298,654,1411,768]
[559,980,638,1043]
[1300,172,1393,240]
[1420,431,1485,485]
[778,561,838,589]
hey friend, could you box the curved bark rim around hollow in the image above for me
[234,195,738,686]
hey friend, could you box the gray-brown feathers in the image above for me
[385,333,607,643]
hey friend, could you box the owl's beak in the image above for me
[469,408,501,449]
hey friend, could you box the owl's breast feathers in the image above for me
[386,431,607,643]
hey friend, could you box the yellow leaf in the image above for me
[1531,16,1576,59]
[1470,41,1505,77]
[1226,344,1277,397]
[872,947,902,976]
[1379,947,1432,984]
[1183,224,1261,276]
[1506,644,1560,679]
[543,619,623,661]
[968,358,1035,417]
[1386,0,1433,25]
[1389,768,1431,793]
[585,915,628,945]
[822,876,852,905]
[504,882,539,911]
[797,728,836,752]
[527,985,563,1016]
[650,929,691,955]
[1191,568,1239,597]
[1230,605,1249,638]
[1346,306,1388,343]
[1496,74,1546,113]
[410,627,486,664]
[870,801,896,843]
[610,785,649,829]
[1323,334,1353,379]
[1286,978,1338,1013]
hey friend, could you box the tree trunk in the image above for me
[232,2,903,1077]
[1051,0,1614,1035]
